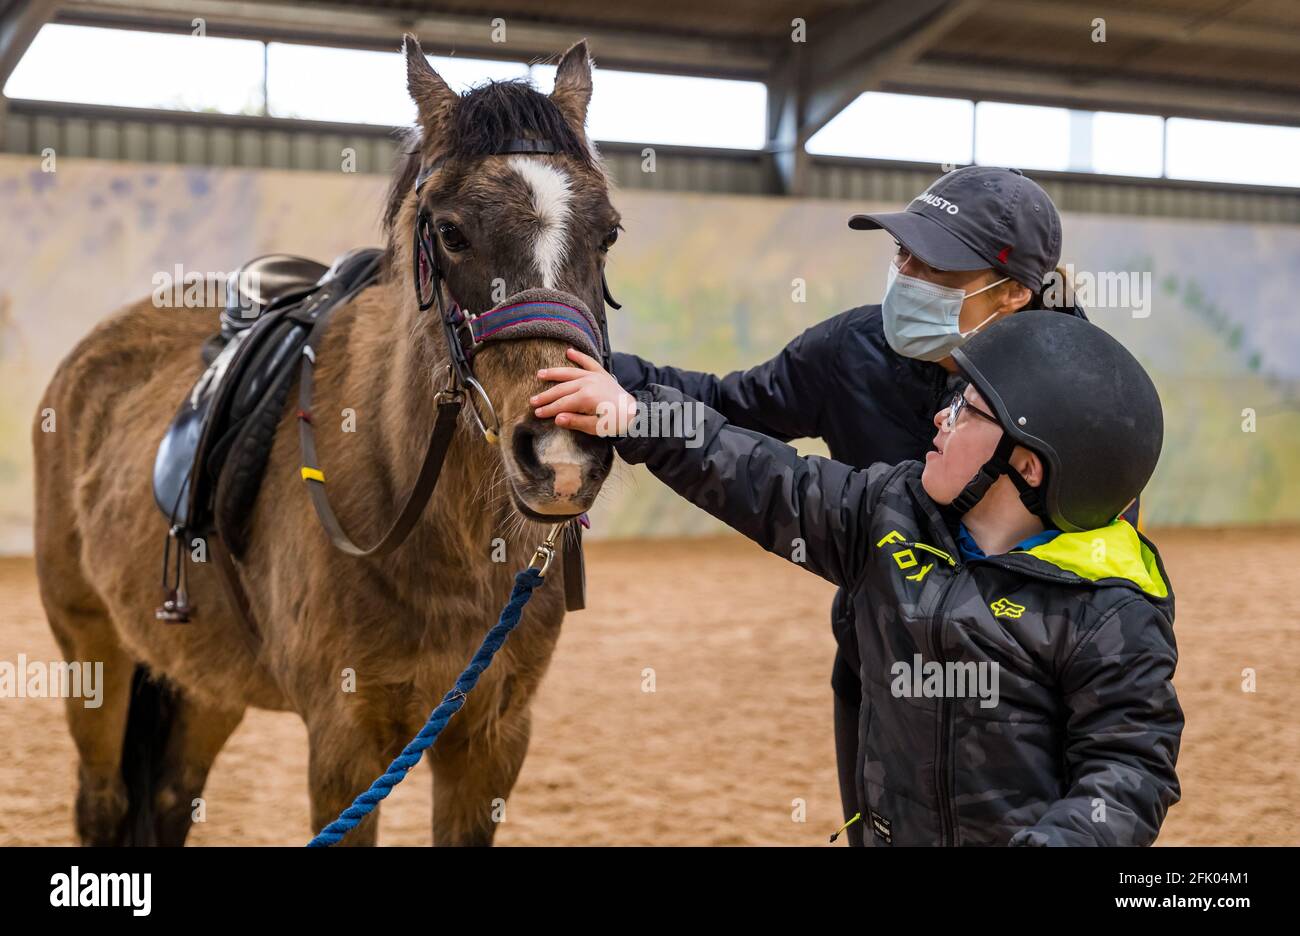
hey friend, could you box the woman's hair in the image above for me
[1022,266,1074,312]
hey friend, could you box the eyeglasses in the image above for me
[942,389,1000,432]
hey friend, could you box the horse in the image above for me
[31,36,621,846]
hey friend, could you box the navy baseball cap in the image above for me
[849,166,1062,290]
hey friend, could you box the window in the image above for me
[266,44,530,125]
[1166,117,1300,188]
[10,24,1300,184]
[532,65,767,150]
[8,24,768,149]
[805,92,973,164]
[1090,112,1164,178]
[5,24,264,114]
[806,91,1300,189]
[974,101,1072,172]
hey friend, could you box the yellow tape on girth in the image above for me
[300,466,326,483]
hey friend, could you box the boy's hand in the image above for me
[532,347,638,436]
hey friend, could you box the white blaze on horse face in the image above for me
[509,156,572,289]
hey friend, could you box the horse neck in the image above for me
[352,282,513,579]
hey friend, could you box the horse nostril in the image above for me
[512,423,544,478]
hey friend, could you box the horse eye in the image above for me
[438,221,469,252]
[599,226,619,253]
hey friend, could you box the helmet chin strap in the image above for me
[949,432,1050,524]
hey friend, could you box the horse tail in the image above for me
[119,664,180,845]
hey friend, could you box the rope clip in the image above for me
[528,523,564,577]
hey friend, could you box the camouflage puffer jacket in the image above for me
[616,384,1183,846]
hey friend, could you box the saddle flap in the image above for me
[153,330,251,522]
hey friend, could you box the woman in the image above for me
[611,165,1132,845]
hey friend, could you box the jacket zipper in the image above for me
[928,568,961,846]
[902,540,962,846]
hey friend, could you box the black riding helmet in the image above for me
[948,310,1163,533]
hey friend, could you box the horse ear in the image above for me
[404,34,456,136]
[549,39,593,130]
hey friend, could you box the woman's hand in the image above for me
[531,347,638,436]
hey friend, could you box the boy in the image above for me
[531,310,1182,846]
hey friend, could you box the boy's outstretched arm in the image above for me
[533,348,890,589]
[611,313,842,442]
[1009,599,1183,846]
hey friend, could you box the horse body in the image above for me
[33,37,616,846]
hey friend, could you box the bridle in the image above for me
[411,138,619,444]
[294,136,618,609]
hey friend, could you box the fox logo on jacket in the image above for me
[990,597,1026,618]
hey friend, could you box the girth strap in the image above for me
[209,537,262,653]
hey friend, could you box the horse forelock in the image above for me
[450,80,592,167]
[382,79,598,252]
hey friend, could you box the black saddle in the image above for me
[153,247,384,568]
[220,254,329,343]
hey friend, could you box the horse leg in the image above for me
[429,699,533,846]
[47,609,134,846]
[148,696,245,846]
[306,717,390,846]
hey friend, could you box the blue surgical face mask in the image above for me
[882,262,1010,362]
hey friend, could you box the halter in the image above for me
[411,137,619,443]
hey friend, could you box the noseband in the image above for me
[411,138,619,443]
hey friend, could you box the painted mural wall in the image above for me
[1,153,1298,552]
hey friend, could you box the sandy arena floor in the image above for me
[1,528,1297,846]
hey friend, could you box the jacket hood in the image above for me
[1014,517,1170,600]
[910,468,1169,604]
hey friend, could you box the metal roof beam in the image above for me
[764,0,984,196]
[799,0,985,142]
[984,1,1300,55]
[1,0,59,84]
[888,58,1300,126]
[0,0,60,148]
[55,0,772,78]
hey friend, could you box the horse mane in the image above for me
[383,78,594,243]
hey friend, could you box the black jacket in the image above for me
[616,385,1183,845]
[613,305,955,705]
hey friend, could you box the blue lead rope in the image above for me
[307,566,546,847]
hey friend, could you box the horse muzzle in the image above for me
[506,413,613,518]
